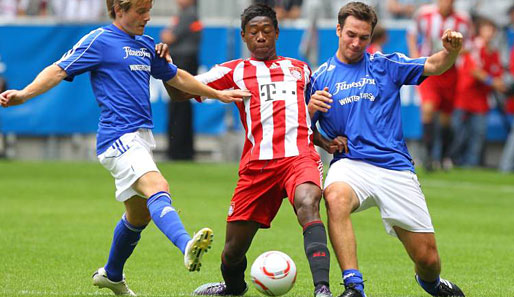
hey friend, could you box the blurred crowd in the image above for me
[2,0,514,172]
[0,0,105,21]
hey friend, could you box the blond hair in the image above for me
[106,0,152,19]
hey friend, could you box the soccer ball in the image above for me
[250,251,297,296]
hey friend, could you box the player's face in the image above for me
[336,16,372,64]
[438,0,454,16]
[479,23,496,43]
[115,0,152,36]
[241,16,279,61]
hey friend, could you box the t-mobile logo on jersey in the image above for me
[259,81,297,102]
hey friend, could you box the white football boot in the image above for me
[92,267,136,296]
[184,227,214,272]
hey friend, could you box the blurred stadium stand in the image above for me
[0,0,512,167]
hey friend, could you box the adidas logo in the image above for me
[270,63,280,69]
[160,206,176,218]
[328,64,336,71]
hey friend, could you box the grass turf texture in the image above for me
[0,161,513,297]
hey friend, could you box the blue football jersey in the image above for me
[56,24,178,154]
[308,52,427,172]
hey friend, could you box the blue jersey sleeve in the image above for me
[151,58,178,81]
[56,28,105,82]
[377,52,427,86]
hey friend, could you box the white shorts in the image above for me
[324,158,434,237]
[97,129,159,202]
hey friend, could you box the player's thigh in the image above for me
[228,163,283,228]
[394,226,439,264]
[284,151,323,208]
[124,195,151,227]
[98,129,161,201]
[323,159,376,215]
[375,170,434,237]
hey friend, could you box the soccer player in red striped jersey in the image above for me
[167,4,336,297]
[407,0,472,171]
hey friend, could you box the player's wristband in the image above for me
[484,76,493,86]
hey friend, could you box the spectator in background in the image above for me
[450,18,505,167]
[407,0,472,171]
[0,0,29,18]
[385,0,431,20]
[253,0,303,20]
[160,0,201,160]
[366,24,387,54]
[499,46,514,173]
[50,0,104,21]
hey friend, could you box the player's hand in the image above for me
[441,29,463,54]
[215,89,251,103]
[308,87,333,114]
[155,42,172,63]
[328,136,348,154]
[0,90,28,107]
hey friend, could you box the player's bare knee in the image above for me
[294,192,321,216]
[324,185,354,215]
[147,176,169,194]
[416,252,440,272]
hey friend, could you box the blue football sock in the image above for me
[147,191,191,253]
[105,214,146,282]
[343,269,365,296]
[416,274,440,295]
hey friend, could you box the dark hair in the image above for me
[476,17,498,30]
[241,4,278,32]
[338,2,378,33]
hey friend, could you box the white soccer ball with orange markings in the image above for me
[250,251,297,296]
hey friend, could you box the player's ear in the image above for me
[336,23,342,38]
[240,30,246,43]
[275,28,279,40]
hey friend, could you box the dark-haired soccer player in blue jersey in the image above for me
[0,0,249,296]
[307,2,465,297]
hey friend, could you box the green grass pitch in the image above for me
[0,161,513,297]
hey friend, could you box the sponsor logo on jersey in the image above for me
[123,47,151,59]
[334,77,376,95]
[129,64,151,72]
[259,81,298,102]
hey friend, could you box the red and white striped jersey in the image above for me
[409,4,471,56]
[195,57,315,166]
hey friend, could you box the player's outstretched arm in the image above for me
[163,83,194,102]
[423,29,463,76]
[0,64,67,108]
[308,87,332,118]
[165,69,249,103]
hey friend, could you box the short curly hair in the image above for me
[240,4,278,32]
